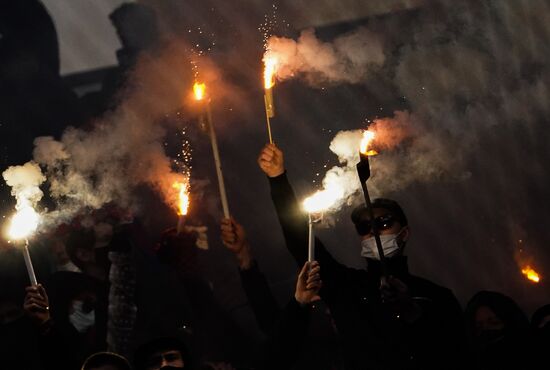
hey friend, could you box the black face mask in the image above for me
[475,329,505,349]
[537,322,550,340]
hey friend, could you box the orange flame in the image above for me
[193,82,206,101]
[521,266,540,283]
[173,182,190,216]
[360,130,378,156]
[263,55,277,89]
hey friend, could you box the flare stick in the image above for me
[177,215,185,234]
[264,88,274,144]
[206,103,230,218]
[23,240,38,286]
[308,213,315,262]
[357,152,387,280]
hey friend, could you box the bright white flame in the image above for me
[193,82,206,101]
[8,205,40,240]
[360,130,378,156]
[303,186,345,213]
[263,55,278,89]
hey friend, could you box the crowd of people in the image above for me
[2,142,549,370]
[1,2,549,370]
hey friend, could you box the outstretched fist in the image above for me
[257,143,284,178]
[220,218,252,270]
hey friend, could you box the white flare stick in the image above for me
[308,213,315,262]
[23,240,37,286]
[206,103,230,218]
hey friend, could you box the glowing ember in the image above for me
[8,205,40,240]
[193,82,206,101]
[263,55,277,89]
[360,130,378,156]
[173,182,190,216]
[303,186,344,214]
[521,266,541,283]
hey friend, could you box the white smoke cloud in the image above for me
[266,27,385,85]
[312,111,433,212]
[293,0,550,215]
[2,162,46,210]
[1,42,206,229]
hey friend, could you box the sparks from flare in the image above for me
[521,266,541,283]
[173,181,190,216]
[259,5,279,144]
[263,55,277,89]
[360,130,379,156]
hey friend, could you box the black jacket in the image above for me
[269,172,467,370]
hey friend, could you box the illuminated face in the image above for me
[144,349,184,370]
[474,305,505,335]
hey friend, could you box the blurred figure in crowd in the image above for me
[134,336,189,370]
[465,290,537,370]
[81,351,132,370]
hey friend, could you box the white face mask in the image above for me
[69,300,95,333]
[57,261,81,273]
[361,230,404,260]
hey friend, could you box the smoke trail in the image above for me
[296,0,550,213]
[1,41,215,228]
[313,110,429,211]
[265,27,385,85]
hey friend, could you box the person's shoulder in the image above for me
[407,274,457,300]
[324,263,368,282]
[346,266,371,282]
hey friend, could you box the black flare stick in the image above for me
[357,152,388,280]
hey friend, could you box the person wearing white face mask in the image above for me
[69,297,96,333]
[258,143,469,370]
[41,271,107,369]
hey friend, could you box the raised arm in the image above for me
[257,144,344,278]
[220,217,281,335]
[263,261,322,370]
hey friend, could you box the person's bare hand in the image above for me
[295,261,322,306]
[257,143,284,178]
[23,284,50,326]
[220,218,252,270]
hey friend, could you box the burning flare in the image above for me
[8,204,40,240]
[360,130,378,156]
[263,55,277,89]
[193,82,206,101]
[521,266,541,283]
[303,185,345,214]
[173,182,190,216]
